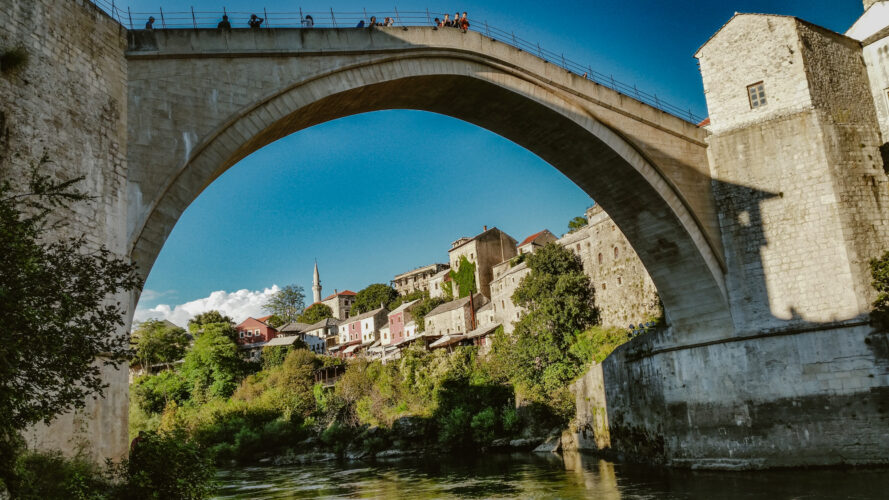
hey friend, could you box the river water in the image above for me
[214,451,889,499]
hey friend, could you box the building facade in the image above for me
[428,268,451,299]
[392,263,449,295]
[322,290,357,320]
[424,293,489,337]
[696,9,889,332]
[387,299,420,344]
[489,260,531,333]
[556,205,661,327]
[447,226,518,299]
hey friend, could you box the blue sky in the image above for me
[122,0,865,325]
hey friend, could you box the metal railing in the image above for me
[89,0,705,123]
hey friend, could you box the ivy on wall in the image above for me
[449,255,477,298]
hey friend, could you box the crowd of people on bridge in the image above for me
[141,11,469,32]
[434,12,470,32]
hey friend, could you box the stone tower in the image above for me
[312,260,322,304]
[695,13,889,332]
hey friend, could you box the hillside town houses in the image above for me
[223,205,661,363]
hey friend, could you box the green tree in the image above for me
[870,250,889,330]
[449,256,477,298]
[0,158,140,482]
[497,243,598,418]
[263,285,306,324]
[265,314,286,328]
[188,310,233,334]
[131,319,190,372]
[353,283,398,314]
[568,215,588,232]
[181,324,246,399]
[296,303,333,324]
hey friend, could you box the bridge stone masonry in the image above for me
[1,0,888,468]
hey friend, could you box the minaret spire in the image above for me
[312,259,322,304]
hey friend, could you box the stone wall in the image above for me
[0,0,130,461]
[597,323,889,468]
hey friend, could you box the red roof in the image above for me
[519,230,548,247]
[257,315,273,323]
[697,117,710,127]
[322,290,357,301]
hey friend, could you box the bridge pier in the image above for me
[580,322,889,468]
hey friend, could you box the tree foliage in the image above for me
[131,319,190,372]
[449,256,477,298]
[353,283,398,314]
[568,215,588,232]
[491,242,599,420]
[187,310,233,334]
[296,303,333,324]
[0,157,141,437]
[263,285,305,324]
[870,250,889,331]
[181,325,246,400]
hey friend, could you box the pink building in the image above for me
[388,299,420,345]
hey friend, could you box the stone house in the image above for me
[517,229,557,254]
[392,263,449,296]
[489,259,531,333]
[321,290,357,320]
[447,226,518,299]
[428,268,451,299]
[424,293,489,338]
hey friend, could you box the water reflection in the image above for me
[214,451,889,499]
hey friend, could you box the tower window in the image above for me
[747,82,766,109]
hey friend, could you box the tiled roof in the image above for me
[519,230,549,247]
[323,290,356,301]
[279,321,313,332]
[390,299,420,315]
[256,315,273,323]
[426,294,488,317]
[308,317,341,329]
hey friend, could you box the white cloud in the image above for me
[134,285,281,328]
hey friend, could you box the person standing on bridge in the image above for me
[442,14,450,27]
[145,16,155,30]
[248,14,264,28]
[217,15,231,29]
[302,15,314,27]
[460,12,469,32]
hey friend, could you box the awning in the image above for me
[465,323,501,340]
[429,334,466,349]
[237,341,267,349]
[265,335,302,347]
[343,344,360,354]
[328,344,343,352]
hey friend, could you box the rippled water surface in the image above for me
[215,452,889,499]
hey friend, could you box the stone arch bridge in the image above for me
[127,27,729,344]
[5,0,888,469]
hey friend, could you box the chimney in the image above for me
[334,289,338,294]
[483,225,488,231]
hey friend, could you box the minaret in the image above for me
[312,260,322,304]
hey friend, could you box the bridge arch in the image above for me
[127,28,731,340]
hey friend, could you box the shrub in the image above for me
[501,406,520,434]
[10,450,109,499]
[438,407,471,449]
[132,371,190,414]
[470,407,497,446]
[870,250,889,331]
[120,430,216,499]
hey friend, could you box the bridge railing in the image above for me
[90,0,705,124]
